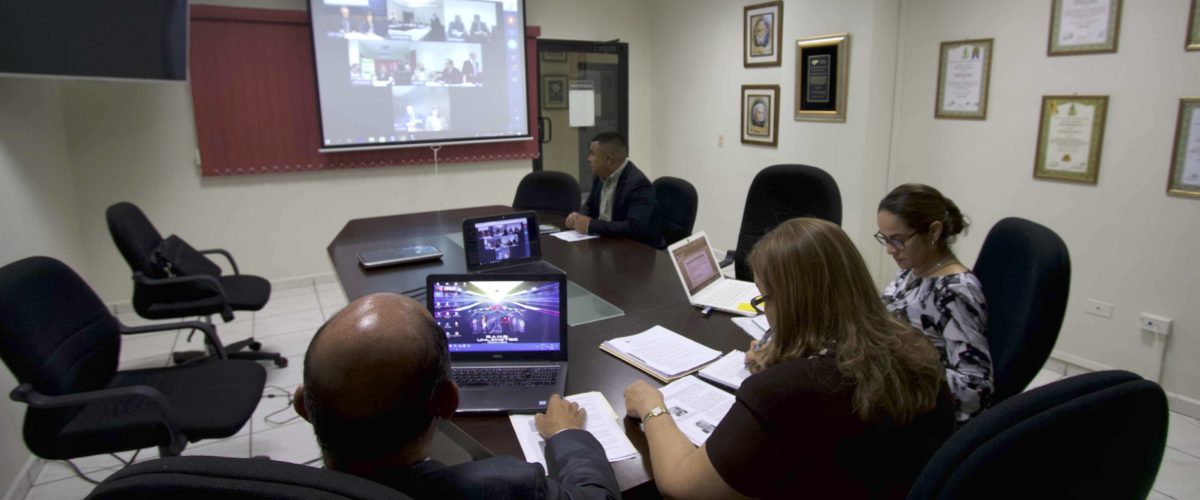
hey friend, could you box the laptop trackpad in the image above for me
[457,387,551,413]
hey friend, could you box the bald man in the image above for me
[293,293,619,499]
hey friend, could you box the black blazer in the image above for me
[580,161,662,247]
[367,429,619,499]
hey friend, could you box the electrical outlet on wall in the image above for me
[1084,299,1113,318]
[717,134,724,147]
[1138,313,1172,335]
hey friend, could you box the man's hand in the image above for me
[535,394,586,439]
[565,212,579,229]
[623,380,667,420]
[570,213,591,233]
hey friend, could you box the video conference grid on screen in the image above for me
[473,219,532,265]
[431,281,561,352]
[310,0,528,149]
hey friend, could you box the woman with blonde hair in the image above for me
[625,218,953,499]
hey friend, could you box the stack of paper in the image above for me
[510,392,638,471]
[551,230,599,242]
[599,326,723,382]
[697,350,753,391]
[655,375,737,447]
[731,315,770,341]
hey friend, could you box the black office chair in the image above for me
[106,202,286,367]
[87,456,411,499]
[721,164,842,280]
[973,217,1071,406]
[512,170,582,215]
[908,370,1168,500]
[0,257,266,463]
[649,176,699,248]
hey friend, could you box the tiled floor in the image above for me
[21,281,1200,499]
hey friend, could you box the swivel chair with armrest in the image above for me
[106,202,286,367]
[512,170,583,215]
[649,176,699,248]
[0,257,266,467]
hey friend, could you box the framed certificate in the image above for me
[795,33,849,123]
[542,75,567,109]
[1048,0,1122,55]
[1188,0,1200,51]
[741,85,781,147]
[1034,95,1109,184]
[744,1,783,67]
[1168,98,1200,198]
[935,39,994,120]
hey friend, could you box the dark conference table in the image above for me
[327,205,753,493]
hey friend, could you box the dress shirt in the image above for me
[598,159,629,222]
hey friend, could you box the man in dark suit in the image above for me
[461,53,478,84]
[566,132,662,247]
[292,293,619,499]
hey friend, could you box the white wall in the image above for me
[0,78,87,500]
[645,0,901,274]
[888,0,1200,400]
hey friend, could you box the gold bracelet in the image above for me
[642,406,668,424]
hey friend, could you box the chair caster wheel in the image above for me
[274,357,288,368]
[248,341,262,351]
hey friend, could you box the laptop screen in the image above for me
[462,211,542,271]
[428,277,565,356]
[670,234,722,295]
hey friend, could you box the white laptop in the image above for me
[667,232,760,317]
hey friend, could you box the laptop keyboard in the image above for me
[451,366,561,387]
[699,280,757,304]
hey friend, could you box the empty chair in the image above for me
[106,201,286,367]
[86,455,411,499]
[724,164,841,280]
[0,257,266,461]
[512,170,582,215]
[908,370,1168,499]
[649,176,699,248]
[972,217,1071,405]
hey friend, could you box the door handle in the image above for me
[540,116,552,144]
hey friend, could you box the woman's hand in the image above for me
[624,380,667,420]
[744,340,762,372]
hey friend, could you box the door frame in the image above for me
[533,39,629,172]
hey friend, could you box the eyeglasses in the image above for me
[874,231,919,251]
[750,295,769,314]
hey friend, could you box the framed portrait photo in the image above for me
[744,1,783,67]
[1034,95,1109,184]
[935,39,993,120]
[1168,98,1200,198]
[542,75,567,109]
[1188,0,1200,51]
[1048,0,1122,56]
[741,85,781,147]
[795,33,849,123]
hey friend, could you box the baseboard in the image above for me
[1049,350,1117,373]
[1167,392,1200,420]
[2,456,41,500]
[107,273,338,314]
[1048,351,1200,420]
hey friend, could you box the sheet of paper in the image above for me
[551,230,600,242]
[656,375,736,447]
[698,350,752,391]
[731,316,767,341]
[605,326,721,378]
[510,392,638,472]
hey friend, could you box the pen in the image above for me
[701,306,713,318]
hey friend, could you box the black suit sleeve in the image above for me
[586,172,656,243]
[541,429,620,499]
[578,179,600,217]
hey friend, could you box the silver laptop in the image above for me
[667,232,760,317]
[426,273,568,413]
[462,211,563,275]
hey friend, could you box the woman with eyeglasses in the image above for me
[876,183,992,424]
[624,218,954,499]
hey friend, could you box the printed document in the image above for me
[510,391,638,471]
[654,375,736,447]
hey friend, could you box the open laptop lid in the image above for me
[462,211,543,272]
[426,273,568,362]
[667,231,725,300]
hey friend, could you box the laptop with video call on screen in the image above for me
[667,232,761,317]
[462,211,563,275]
[426,273,568,413]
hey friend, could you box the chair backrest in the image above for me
[908,370,1168,500]
[107,201,167,278]
[650,176,699,248]
[512,171,582,215]
[972,217,1071,404]
[86,456,413,499]
[733,164,842,280]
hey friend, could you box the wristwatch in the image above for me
[642,406,669,424]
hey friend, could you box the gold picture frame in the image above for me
[1188,0,1200,51]
[795,33,849,123]
[1168,98,1200,198]
[741,85,781,147]
[1048,0,1122,56]
[935,39,993,120]
[744,1,783,67]
[1034,95,1109,184]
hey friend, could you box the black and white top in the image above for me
[882,269,993,422]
